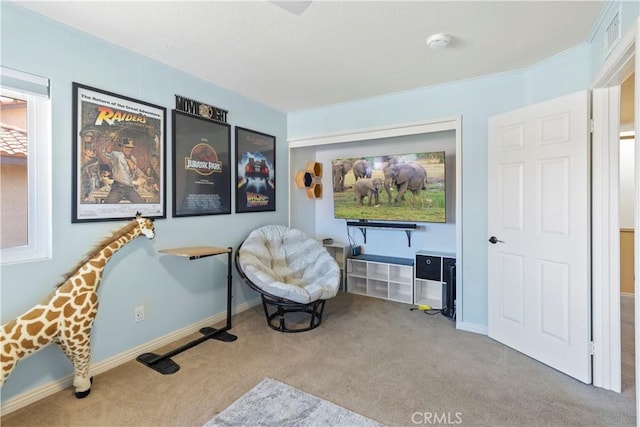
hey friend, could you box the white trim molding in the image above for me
[589,19,637,394]
[288,117,461,148]
[591,86,622,392]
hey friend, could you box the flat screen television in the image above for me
[332,151,446,223]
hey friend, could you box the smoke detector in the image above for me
[426,34,451,50]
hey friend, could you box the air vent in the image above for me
[604,11,621,58]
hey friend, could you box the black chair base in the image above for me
[261,294,326,333]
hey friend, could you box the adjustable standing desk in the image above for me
[137,246,237,375]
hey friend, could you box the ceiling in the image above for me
[14,1,606,113]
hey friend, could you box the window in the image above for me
[0,67,51,264]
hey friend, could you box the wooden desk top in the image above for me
[159,246,231,259]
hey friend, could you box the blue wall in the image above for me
[288,2,639,330]
[1,3,288,402]
[1,0,638,406]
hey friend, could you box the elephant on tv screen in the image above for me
[330,151,446,224]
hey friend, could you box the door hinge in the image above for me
[589,341,595,355]
[590,119,595,133]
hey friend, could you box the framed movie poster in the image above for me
[72,83,166,222]
[235,127,276,213]
[172,111,231,217]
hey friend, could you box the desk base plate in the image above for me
[200,326,238,342]
[136,352,181,375]
[137,327,237,375]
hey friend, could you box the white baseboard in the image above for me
[456,321,488,335]
[1,298,260,416]
[621,292,634,298]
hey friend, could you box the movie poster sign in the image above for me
[72,83,166,223]
[235,127,276,213]
[172,111,231,217]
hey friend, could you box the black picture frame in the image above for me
[235,127,276,213]
[72,83,166,222]
[172,110,232,217]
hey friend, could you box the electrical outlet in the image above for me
[134,305,144,322]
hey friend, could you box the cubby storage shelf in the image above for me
[346,254,414,304]
[414,250,456,311]
[322,241,351,291]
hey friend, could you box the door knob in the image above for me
[489,236,505,244]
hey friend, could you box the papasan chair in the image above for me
[235,225,341,332]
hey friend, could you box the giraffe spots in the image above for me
[83,270,97,286]
[2,360,14,374]
[74,293,88,306]
[58,281,73,293]
[21,339,35,350]
[1,354,14,370]
[49,296,69,310]
[91,257,107,268]
[80,304,97,316]
[45,310,58,322]
[63,304,75,318]
[2,342,16,356]
[2,319,17,333]
[44,323,57,336]
[22,308,45,321]
[37,335,50,346]
[10,327,23,341]
[26,321,45,337]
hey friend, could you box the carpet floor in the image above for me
[0,291,635,426]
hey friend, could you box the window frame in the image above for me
[0,69,52,264]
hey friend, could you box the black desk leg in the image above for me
[197,249,237,342]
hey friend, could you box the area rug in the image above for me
[204,378,383,426]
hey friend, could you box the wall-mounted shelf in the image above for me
[295,161,323,199]
[346,221,417,246]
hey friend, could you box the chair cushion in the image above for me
[238,225,340,304]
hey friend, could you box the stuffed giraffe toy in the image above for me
[0,213,154,398]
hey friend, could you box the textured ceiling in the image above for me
[15,1,605,112]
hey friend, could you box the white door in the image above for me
[487,91,591,383]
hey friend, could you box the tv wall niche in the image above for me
[288,127,457,258]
